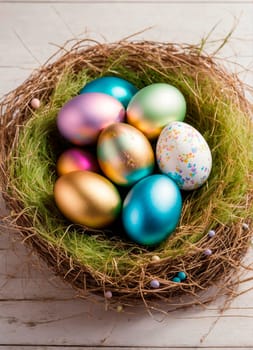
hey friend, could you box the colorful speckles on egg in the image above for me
[156,121,212,190]
[178,153,194,163]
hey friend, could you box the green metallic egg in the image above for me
[127,83,186,139]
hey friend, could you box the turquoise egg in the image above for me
[172,277,181,283]
[122,175,182,246]
[80,76,138,108]
[177,271,187,281]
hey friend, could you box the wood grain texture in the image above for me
[0,2,253,96]
[0,295,253,347]
[0,1,253,348]
[2,0,253,3]
[2,348,252,350]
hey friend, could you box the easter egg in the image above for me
[177,271,187,281]
[54,171,121,228]
[156,121,212,190]
[127,83,186,139]
[31,98,41,109]
[122,174,182,246]
[97,123,154,186]
[80,76,138,108]
[56,148,99,176]
[150,279,160,289]
[57,93,125,145]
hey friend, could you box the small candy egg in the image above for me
[122,174,182,246]
[151,255,161,262]
[127,83,186,139]
[57,93,125,145]
[54,171,121,228]
[97,123,155,186]
[56,148,99,176]
[208,229,216,238]
[80,76,138,108]
[104,291,113,299]
[242,223,249,230]
[156,121,212,190]
[150,279,160,289]
[172,277,181,283]
[31,98,41,109]
[117,305,123,312]
[177,271,187,281]
[204,248,212,256]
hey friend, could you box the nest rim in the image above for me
[1,39,253,310]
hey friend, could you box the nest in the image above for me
[1,39,253,311]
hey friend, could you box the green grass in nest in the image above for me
[9,64,253,276]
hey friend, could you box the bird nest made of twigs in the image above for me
[1,39,253,311]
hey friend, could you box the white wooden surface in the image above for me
[1,1,253,349]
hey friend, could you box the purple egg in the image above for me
[150,279,160,289]
[57,93,125,145]
[204,248,212,256]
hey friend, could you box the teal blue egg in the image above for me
[122,174,182,246]
[177,271,187,281]
[80,76,138,108]
[172,277,181,283]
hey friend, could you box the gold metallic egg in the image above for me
[54,171,121,228]
[97,123,155,186]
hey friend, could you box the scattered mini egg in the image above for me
[54,171,121,228]
[57,93,125,145]
[172,277,181,283]
[204,248,212,256]
[104,291,113,299]
[80,76,138,108]
[31,98,41,109]
[151,255,161,262]
[97,123,155,186]
[127,83,186,139]
[117,305,123,312]
[156,121,212,190]
[177,271,187,281]
[242,223,249,230]
[208,229,216,238]
[150,279,160,289]
[122,174,182,246]
[56,148,99,176]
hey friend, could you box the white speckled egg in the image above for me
[156,121,212,190]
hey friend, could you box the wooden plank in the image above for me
[0,3,252,68]
[2,348,253,350]
[0,2,252,98]
[0,2,252,99]
[0,67,36,97]
[1,348,253,350]
[0,276,76,300]
[1,299,253,346]
[0,241,76,300]
[2,0,253,3]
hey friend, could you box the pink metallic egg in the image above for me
[56,148,99,176]
[57,93,125,145]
